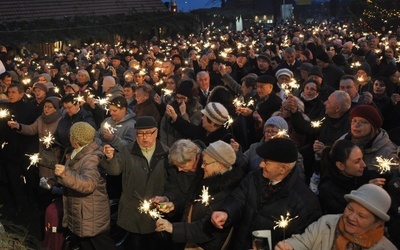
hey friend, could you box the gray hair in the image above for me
[168,139,201,166]
[333,90,351,112]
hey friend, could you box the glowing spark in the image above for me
[281,79,300,96]
[1,141,8,148]
[39,131,55,148]
[54,86,60,93]
[103,122,119,134]
[273,129,289,138]
[148,209,163,220]
[311,117,325,128]
[74,95,85,103]
[374,156,397,174]
[22,78,31,85]
[0,109,10,118]
[233,97,244,108]
[162,88,173,96]
[273,212,298,230]
[95,97,109,107]
[26,153,41,170]
[139,199,152,213]
[195,186,214,206]
[224,116,234,129]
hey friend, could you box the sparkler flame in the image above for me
[195,186,214,206]
[0,108,10,118]
[311,117,326,128]
[223,116,234,129]
[272,129,289,138]
[273,212,299,230]
[39,131,55,148]
[1,141,8,148]
[26,153,41,170]
[374,156,397,174]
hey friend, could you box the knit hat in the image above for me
[135,116,157,129]
[275,68,294,79]
[46,82,55,89]
[256,138,298,163]
[44,96,61,110]
[332,54,346,66]
[33,82,48,93]
[241,73,258,82]
[264,116,289,131]
[298,62,313,72]
[309,66,323,78]
[203,140,236,168]
[316,51,330,63]
[176,80,193,99]
[344,184,391,221]
[350,105,383,130]
[255,75,276,85]
[257,53,272,65]
[40,73,51,83]
[357,62,371,76]
[201,102,229,125]
[102,76,116,92]
[66,83,79,93]
[70,122,96,146]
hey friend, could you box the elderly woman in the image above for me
[155,140,244,249]
[319,140,370,214]
[339,105,399,185]
[275,184,397,250]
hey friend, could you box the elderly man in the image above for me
[102,116,169,250]
[211,138,321,249]
[196,71,214,107]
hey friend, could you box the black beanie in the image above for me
[256,138,298,163]
[176,80,193,99]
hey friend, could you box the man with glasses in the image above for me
[102,116,169,250]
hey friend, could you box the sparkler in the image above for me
[73,95,85,103]
[281,79,300,97]
[374,156,397,174]
[195,186,214,211]
[272,129,289,139]
[103,122,121,134]
[26,153,41,170]
[233,97,254,108]
[1,141,8,148]
[39,131,55,148]
[311,117,326,128]
[161,88,173,97]
[223,116,234,129]
[273,212,299,240]
[0,108,10,118]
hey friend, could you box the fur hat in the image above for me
[275,68,294,79]
[201,102,229,125]
[70,122,96,146]
[309,66,323,78]
[135,116,157,129]
[44,96,61,110]
[264,116,289,131]
[203,140,236,168]
[316,51,330,63]
[102,76,116,92]
[33,82,48,93]
[255,75,276,85]
[350,105,383,130]
[357,62,371,76]
[256,138,298,163]
[176,80,193,99]
[344,184,391,221]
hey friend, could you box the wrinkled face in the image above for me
[263,125,279,141]
[337,146,366,177]
[373,80,386,95]
[201,153,223,179]
[43,101,57,116]
[342,201,381,235]
[7,86,24,103]
[256,83,273,98]
[259,159,285,181]
[176,155,198,172]
[340,79,358,99]
[197,73,210,91]
[124,87,134,99]
[135,89,148,104]
[109,105,126,123]
[303,82,318,99]
[136,128,158,148]
[324,94,338,116]
[33,88,47,100]
[351,117,373,138]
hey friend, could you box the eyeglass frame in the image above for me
[136,129,157,137]
[202,161,217,167]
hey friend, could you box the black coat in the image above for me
[221,168,321,249]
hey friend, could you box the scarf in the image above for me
[41,110,62,124]
[333,216,384,250]
[300,92,319,102]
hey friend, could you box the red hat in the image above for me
[350,105,383,130]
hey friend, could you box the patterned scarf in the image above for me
[333,216,384,250]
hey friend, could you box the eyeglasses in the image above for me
[137,129,157,137]
[175,96,187,101]
[351,120,369,126]
[264,130,278,135]
[202,161,217,167]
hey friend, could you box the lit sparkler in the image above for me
[374,156,397,174]
[103,122,121,134]
[195,186,214,207]
[273,212,299,240]
[233,98,254,108]
[272,129,289,139]
[223,116,234,129]
[0,109,10,118]
[281,79,300,97]
[26,153,41,170]
[1,141,8,148]
[39,131,55,148]
[73,95,85,103]
[161,88,173,97]
[311,117,326,128]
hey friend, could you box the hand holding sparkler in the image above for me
[103,144,115,159]
[157,202,175,213]
[211,211,228,229]
[7,120,20,130]
[313,140,326,155]
[165,104,178,122]
[274,212,299,240]
[155,218,173,233]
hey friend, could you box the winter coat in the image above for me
[97,108,136,151]
[102,140,169,234]
[105,84,124,100]
[286,214,396,250]
[172,165,245,250]
[133,98,160,124]
[300,95,325,120]
[222,167,321,249]
[59,139,110,237]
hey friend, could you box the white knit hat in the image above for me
[203,140,236,168]
[275,68,294,79]
[201,102,229,125]
[102,76,116,92]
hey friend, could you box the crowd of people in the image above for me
[0,21,400,249]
